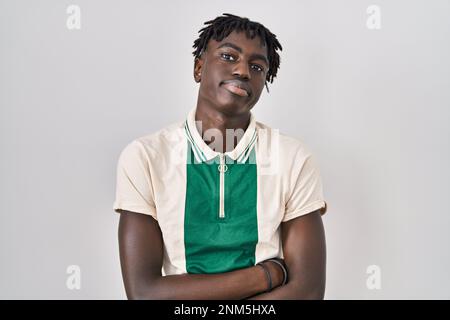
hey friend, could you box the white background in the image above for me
[1,0,449,299]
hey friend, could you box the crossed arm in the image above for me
[117,209,326,300]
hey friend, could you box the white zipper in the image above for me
[218,154,228,219]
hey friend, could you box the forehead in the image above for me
[207,30,268,57]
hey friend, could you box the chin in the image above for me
[214,104,248,116]
[214,97,253,116]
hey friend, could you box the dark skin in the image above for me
[118,30,327,299]
[193,30,268,152]
[118,210,284,299]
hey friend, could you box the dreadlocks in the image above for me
[192,13,283,93]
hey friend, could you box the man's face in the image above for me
[194,30,269,116]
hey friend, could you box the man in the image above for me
[113,13,328,299]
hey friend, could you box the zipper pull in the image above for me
[218,154,227,218]
[218,154,228,173]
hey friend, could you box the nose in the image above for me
[232,60,251,80]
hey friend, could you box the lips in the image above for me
[222,80,251,97]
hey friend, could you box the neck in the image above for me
[194,105,251,153]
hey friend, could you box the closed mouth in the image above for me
[221,80,251,97]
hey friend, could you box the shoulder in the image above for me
[255,120,315,162]
[119,120,185,161]
[136,120,185,152]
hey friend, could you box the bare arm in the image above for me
[118,210,284,300]
[248,209,326,300]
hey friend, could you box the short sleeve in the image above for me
[113,140,157,220]
[283,152,328,222]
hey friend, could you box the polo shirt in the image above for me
[113,107,328,276]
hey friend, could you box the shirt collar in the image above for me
[184,107,258,163]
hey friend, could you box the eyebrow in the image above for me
[216,42,269,67]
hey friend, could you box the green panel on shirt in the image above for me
[184,145,258,274]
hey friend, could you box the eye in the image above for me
[220,53,235,61]
[220,53,264,73]
[252,64,264,72]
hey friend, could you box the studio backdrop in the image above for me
[1,0,449,299]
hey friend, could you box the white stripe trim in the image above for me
[184,121,206,162]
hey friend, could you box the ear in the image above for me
[194,57,203,83]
